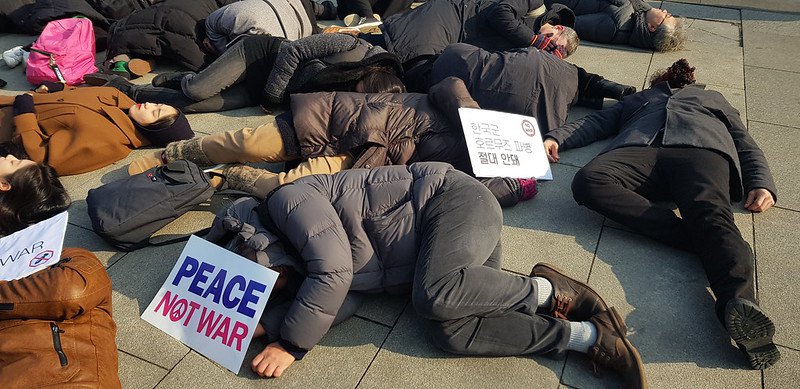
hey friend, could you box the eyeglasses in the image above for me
[657,11,674,28]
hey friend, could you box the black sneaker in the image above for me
[724,298,781,370]
[318,0,337,20]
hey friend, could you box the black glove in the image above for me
[13,93,35,116]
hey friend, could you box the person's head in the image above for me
[129,102,194,146]
[649,58,696,89]
[0,154,70,236]
[128,102,179,127]
[646,8,686,52]
[538,24,580,58]
[354,68,406,93]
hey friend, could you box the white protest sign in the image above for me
[0,211,68,281]
[141,235,279,373]
[458,108,553,180]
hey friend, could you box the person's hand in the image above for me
[543,138,560,163]
[744,188,774,213]
[251,341,295,378]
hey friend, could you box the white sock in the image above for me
[532,276,554,308]
[566,321,598,353]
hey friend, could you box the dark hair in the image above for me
[358,68,406,93]
[0,162,71,236]
[649,58,696,89]
[143,110,180,129]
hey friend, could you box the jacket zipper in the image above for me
[50,322,68,367]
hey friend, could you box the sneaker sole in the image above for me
[343,13,382,27]
[725,299,780,370]
[532,262,610,318]
[608,307,649,389]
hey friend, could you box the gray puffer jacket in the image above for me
[206,162,455,357]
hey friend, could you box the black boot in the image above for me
[595,78,637,100]
[152,71,193,89]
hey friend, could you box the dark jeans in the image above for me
[128,39,254,113]
[337,0,413,19]
[571,147,756,318]
[413,170,569,356]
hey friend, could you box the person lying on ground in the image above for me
[545,0,686,51]
[202,162,647,388]
[375,0,579,69]
[543,59,780,370]
[404,42,637,132]
[126,77,538,208]
[202,0,319,56]
[88,33,403,114]
[0,87,193,175]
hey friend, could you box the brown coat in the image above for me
[0,87,151,175]
[0,248,121,388]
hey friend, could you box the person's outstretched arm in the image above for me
[251,183,354,378]
[543,99,625,162]
[705,90,777,212]
[263,34,361,105]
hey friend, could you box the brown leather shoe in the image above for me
[127,150,166,175]
[588,307,648,389]
[531,263,608,321]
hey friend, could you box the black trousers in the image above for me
[337,0,413,19]
[571,147,756,318]
[414,170,569,356]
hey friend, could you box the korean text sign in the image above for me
[142,235,279,373]
[458,108,553,180]
[0,211,68,281]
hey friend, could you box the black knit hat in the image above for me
[134,111,194,146]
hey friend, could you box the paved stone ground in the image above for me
[1,1,799,388]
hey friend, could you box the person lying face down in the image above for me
[378,0,580,68]
[543,59,780,370]
[203,162,647,387]
[127,77,538,208]
[0,86,193,176]
[545,0,686,51]
[403,42,636,131]
[92,33,405,114]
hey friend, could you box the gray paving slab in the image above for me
[701,0,800,13]
[501,163,603,277]
[743,31,800,73]
[764,346,800,389]
[359,307,564,388]
[741,9,800,37]
[754,207,800,350]
[63,223,122,267]
[649,38,744,90]
[749,121,800,211]
[745,66,800,128]
[562,227,762,388]
[354,293,409,327]
[566,43,653,91]
[663,1,742,22]
[156,316,389,388]
[117,351,169,389]
[107,243,191,369]
[682,18,741,47]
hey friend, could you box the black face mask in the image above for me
[630,11,656,50]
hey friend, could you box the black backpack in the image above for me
[86,160,217,251]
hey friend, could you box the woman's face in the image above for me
[128,102,178,126]
[0,155,35,178]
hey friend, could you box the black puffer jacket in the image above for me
[380,0,574,66]
[430,43,579,133]
[254,162,455,354]
[107,0,238,71]
[1,0,147,33]
[546,0,652,47]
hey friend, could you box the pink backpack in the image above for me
[26,18,97,86]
